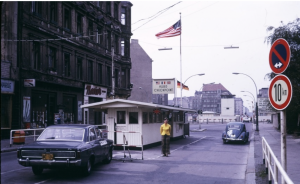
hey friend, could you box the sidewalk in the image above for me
[1,136,36,153]
[253,122,300,184]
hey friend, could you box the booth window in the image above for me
[117,111,125,124]
[157,113,162,123]
[129,112,138,124]
[149,112,153,123]
[142,112,148,124]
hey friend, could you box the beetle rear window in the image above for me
[228,125,241,130]
[37,128,85,141]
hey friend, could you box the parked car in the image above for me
[17,124,113,176]
[242,116,251,122]
[222,122,249,144]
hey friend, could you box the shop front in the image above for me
[1,79,15,130]
[83,84,107,125]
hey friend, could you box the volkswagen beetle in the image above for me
[222,122,249,144]
[17,124,113,176]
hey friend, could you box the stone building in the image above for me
[234,97,244,116]
[1,1,132,138]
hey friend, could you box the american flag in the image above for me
[155,20,181,39]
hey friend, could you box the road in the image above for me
[1,123,253,184]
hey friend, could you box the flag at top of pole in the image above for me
[155,20,181,39]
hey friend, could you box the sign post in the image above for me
[268,38,291,181]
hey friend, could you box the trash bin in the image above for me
[13,131,25,144]
[25,123,30,129]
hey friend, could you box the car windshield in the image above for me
[228,124,241,130]
[37,128,85,141]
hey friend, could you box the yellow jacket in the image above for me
[160,123,171,136]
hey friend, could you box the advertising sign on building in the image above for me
[152,78,176,94]
[1,79,15,94]
[23,96,31,122]
[84,84,107,98]
[24,79,36,87]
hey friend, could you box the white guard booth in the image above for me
[81,99,196,148]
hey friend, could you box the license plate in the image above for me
[42,153,53,160]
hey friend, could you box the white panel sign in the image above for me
[152,79,175,94]
[24,79,35,87]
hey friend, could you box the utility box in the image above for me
[13,131,25,144]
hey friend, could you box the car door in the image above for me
[88,127,101,163]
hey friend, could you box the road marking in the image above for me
[146,136,207,160]
[1,168,30,175]
[34,179,53,184]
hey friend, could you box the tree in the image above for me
[265,18,300,132]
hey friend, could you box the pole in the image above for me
[256,102,259,130]
[180,13,183,107]
[112,46,115,99]
[281,110,287,184]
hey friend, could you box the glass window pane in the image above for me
[129,112,138,124]
[117,111,125,124]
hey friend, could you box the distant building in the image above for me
[152,94,168,105]
[129,39,152,103]
[257,87,276,116]
[234,97,243,116]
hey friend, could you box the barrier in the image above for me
[10,128,45,147]
[262,137,294,184]
[99,130,144,161]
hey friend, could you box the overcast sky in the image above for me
[130,1,300,110]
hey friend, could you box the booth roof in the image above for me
[81,99,196,112]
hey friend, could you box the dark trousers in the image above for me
[161,135,170,155]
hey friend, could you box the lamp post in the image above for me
[139,87,149,103]
[181,73,205,107]
[233,72,259,131]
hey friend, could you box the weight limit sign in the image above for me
[268,74,293,110]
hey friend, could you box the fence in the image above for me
[100,129,144,161]
[10,128,45,147]
[262,137,294,184]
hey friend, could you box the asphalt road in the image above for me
[1,123,253,184]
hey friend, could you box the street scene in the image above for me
[1,1,300,184]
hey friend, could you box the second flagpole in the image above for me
[180,13,183,107]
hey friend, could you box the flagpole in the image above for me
[180,13,183,108]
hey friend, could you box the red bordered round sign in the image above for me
[268,74,292,110]
[269,38,291,74]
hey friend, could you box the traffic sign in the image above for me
[268,74,292,110]
[269,38,291,74]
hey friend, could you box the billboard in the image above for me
[152,79,176,94]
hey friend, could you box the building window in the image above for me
[106,66,111,86]
[97,27,103,45]
[49,2,57,23]
[121,38,125,56]
[106,31,111,50]
[114,35,119,54]
[129,112,138,124]
[77,13,83,35]
[142,112,148,124]
[106,2,111,15]
[88,20,94,40]
[114,2,119,19]
[33,42,40,70]
[32,1,42,16]
[121,69,126,88]
[98,64,102,84]
[115,69,119,88]
[121,7,126,25]
[77,57,83,80]
[117,111,125,124]
[1,95,12,128]
[88,60,93,82]
[64,53,71,77]
[64,8,71,30]
[149,112,153,123]
[48,47,56,71]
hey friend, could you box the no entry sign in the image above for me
[269,38,291,74]
[268,74,292,110]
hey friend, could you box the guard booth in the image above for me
[81,99,196,148]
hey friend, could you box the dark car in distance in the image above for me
[222,122,249,144]
[17,124,113,176]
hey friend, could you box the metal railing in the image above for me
[10,128,45,147]
[262,137,294,184]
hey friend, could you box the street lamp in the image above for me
[181,73,205,107]
[224,45,239,49]
[158,47,172,51]
[233,72,259,131]
[139,87,149,103]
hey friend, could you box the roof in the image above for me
[47,124,94,128]
[81,99,196,112]
[202,83,228,92]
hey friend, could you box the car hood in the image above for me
[18,141,85,150]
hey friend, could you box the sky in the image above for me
[130,0,300,110]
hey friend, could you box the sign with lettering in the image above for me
[152,78,176,94]
[1,79,15,93]
[84,84,107,98]
[24,79,36,87]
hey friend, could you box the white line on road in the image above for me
[1,167,30,175]
[34,178,53,184]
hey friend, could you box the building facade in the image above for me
[1,1,132,138]
[257,87,275,116]
[234,97,243,116]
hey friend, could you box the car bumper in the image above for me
[18,158,82,167]
[223,138,244,141]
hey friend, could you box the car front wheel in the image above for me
[82,158,92,176]
[103,148,112,164]
[223,139,226,144]
[32,166,43,175]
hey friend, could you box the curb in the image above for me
[190,129,207,132]
[1,148,19,153]
[245,132,255,184]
